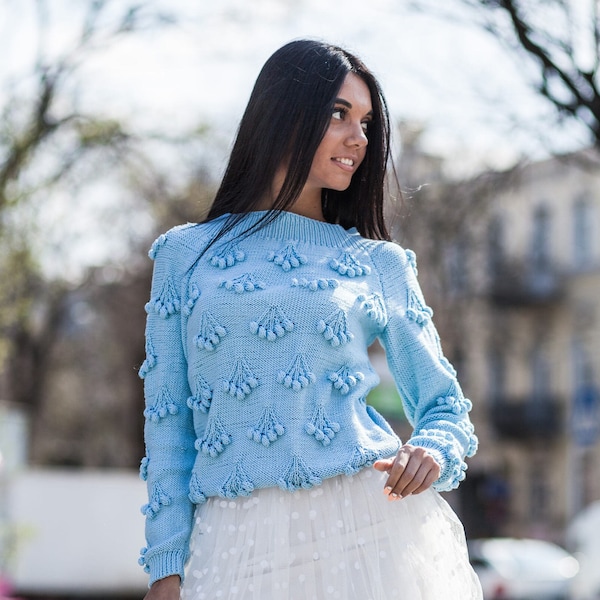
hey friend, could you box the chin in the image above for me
[326,181,352,193]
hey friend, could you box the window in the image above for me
[445,236,469,295]
[529,460,549,522]
[573,196,594,269]
[531,341,550,403]
[570,336,600,447]
[487,216,505,278]
[531,205,551,272]
[488,347,506,404]
[572,336,591,389]
[451,347,468,390]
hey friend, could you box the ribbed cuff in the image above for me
[147,550,188,587]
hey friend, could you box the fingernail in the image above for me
[383,486,392,496]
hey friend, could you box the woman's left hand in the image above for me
[373,444,440,500]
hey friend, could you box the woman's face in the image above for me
[305,72,373,195]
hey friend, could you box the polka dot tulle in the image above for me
[180,468,482,599]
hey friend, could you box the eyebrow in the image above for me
[334,98,374,117]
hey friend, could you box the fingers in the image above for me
[373,458,394,472]
[380,445,440,501]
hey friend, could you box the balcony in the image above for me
[488,261,565,307]
[489,397,564,441]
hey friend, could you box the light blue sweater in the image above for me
[138,210,478,585]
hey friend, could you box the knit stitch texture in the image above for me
[139,210,477,585]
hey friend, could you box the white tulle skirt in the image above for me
[180,467,482,600]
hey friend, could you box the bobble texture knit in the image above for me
[139,211,478,585]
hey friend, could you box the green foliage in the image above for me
[0,0,182,418]
[0,1,217,471]
[367,383,407,422]
[75,118,129,148]
[0,236,39,370]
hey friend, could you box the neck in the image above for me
[259,173,325,222]
[287,189,325,221]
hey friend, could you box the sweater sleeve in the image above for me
[372,242,478,492]
[138,233,197,586]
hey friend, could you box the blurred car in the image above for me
[468,537,580,600]
[567,500,600,600]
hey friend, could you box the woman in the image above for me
[139,39,482,599]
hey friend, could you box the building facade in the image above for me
[392,144,600,542]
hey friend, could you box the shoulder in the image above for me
[147,217,229,270]
[360,238,415,273]
[359,239,422,305]
[149,218,228,258]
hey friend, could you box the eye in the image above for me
[361,120,370,134]
[332,106,347,121]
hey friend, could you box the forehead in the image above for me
[336,73,373,113]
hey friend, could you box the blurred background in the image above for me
[1,1,600,599]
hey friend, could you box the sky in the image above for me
[3,0,588,168]
[0,0,591,275]
[97,0,583,167]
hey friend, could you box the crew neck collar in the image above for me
[222,210,360,248]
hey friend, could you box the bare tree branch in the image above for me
[0,0,177,438]
[0,0,177,214]
[402,0,600,149]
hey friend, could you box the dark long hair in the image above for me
[204,39,394,246]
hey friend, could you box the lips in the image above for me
[332,157,358,172]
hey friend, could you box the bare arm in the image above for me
[143,575,181,600]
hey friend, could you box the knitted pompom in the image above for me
[268,244,308,271]
[188,473,207,504]
[305,404,340,446]
[139,456,149,481]
[194,312,227,351]
[291,277,339,291]
[187,375,213,413]
[277,354,316,391]
[249,305,294,341]
[277,456,321,492]
[141,483,171,519]
[405,248,418,275]
[317,309,354,346]
[143,387,179,422]
[329,251,371,277]
[145,276,181,319]
[219,273,266,294]
[247,406,285,447]
[357,293,387,327]
[224,359,259,400]
[328,365,365,395]
[148,234,168,260]
[195,418,231,458]
[209,242,246,269]
[220,462,255,498]
[406,289,433,326]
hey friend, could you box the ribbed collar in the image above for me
[215,210,361,248]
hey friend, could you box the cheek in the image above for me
[311,146,332,174]
[357,147,368,167]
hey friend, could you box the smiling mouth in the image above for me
[334,157,354,167]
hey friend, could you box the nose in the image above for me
[345,121,368,148]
